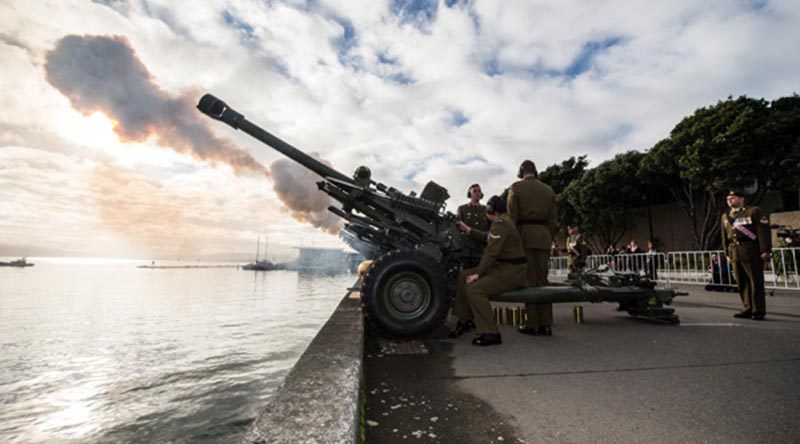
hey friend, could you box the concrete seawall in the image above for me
[243,293,364,444]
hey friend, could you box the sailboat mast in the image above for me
[255,235,261,262]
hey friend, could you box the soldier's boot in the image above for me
[448,320,475,338]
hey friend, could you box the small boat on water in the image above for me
[0,257,34,267]
[242,260,277,271]
[242,235,278,271]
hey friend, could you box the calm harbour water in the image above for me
[0,258,356,443]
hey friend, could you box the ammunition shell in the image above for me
[573,305,583,324]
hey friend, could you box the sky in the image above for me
[0,0,797,260]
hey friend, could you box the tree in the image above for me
[563,151,652,252]
[640,96,776,249]
[539,155,589,229]
[760,95,800,210]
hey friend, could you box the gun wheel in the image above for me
[361,250,449,338]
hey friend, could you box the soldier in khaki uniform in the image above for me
[566,224,587,274]
[450,196,528,346]
[507,160,558,336]
[721,190,772,320]
[457,184,490,232]
[457,184,491,268]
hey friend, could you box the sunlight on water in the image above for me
[0,260,355,443]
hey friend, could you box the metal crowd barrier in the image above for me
[548,248,800,291]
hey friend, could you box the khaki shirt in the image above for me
[475,218,527,276]
[721,206,771,261]
[457,203,490,232]
[507,177,557,250]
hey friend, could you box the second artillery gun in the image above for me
[198,94,684,337]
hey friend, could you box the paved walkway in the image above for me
[364,285,800,443]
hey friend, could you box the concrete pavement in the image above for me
[364,285,800,443]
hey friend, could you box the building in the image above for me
[289,247,363,274]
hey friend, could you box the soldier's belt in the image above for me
[517,219,547,225]
[496,257,527,265]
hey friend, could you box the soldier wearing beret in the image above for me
[450,196,528,346]
[508,160,558,337]
[721,190,772,320]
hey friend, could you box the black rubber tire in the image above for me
[361,250,450,338]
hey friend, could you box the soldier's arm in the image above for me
[720,214,728,253]
[475,224,504,275]
[507,187,518,225]
[756,209,772,254]
[468,228,487,244]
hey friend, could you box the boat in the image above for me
[0,257,34,267]
[242,236,277,271]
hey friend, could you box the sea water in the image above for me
[0,258,356,443]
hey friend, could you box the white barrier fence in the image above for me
[548,248,800,291]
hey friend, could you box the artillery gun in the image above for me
[198,94,685,336]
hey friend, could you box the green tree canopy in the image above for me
[539,155,589,229]
[562,151,652,252]
[640,95,799,249]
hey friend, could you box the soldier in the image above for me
[457,184,491,268]
[507,160,558,337]
[457,184,490,232]
[450,196,528,346]
[721,190,772,320]
[566,224,587,274]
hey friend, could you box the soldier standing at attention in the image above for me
[508,160,558,337]
[566,224,587,274]
[450,196,528,346]
[721,190,772,320]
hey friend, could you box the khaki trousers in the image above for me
[525,248,552,327]
[454,266,526,334]
[732,259,766,315]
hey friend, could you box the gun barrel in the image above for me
[197,94,352,183]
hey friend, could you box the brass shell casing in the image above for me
[573,305,584,324]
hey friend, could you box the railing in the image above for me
[548,248,800,291]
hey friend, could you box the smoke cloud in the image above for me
[270,156,344,234]
[44,35,343,235]
[44,34,270,177]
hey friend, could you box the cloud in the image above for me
[88,162,201,253]
[1,0,799,258]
